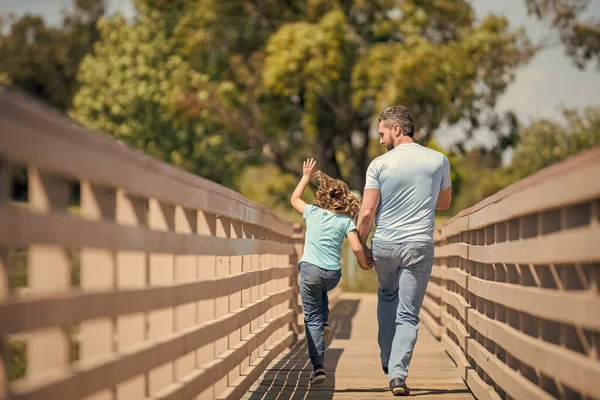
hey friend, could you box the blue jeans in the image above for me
[372,241,434,382]
[298,261,342,366]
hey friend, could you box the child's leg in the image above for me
[322,291,330,326]
[299,263,326,367]
[322,269,342,335]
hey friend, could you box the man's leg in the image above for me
[299,264,326,367]
[372,244,400,372]
[388,243,434,382]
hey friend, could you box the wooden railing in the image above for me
[422,146,600,400]
[0,89,338,400]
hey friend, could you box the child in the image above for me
[290,158,371,385]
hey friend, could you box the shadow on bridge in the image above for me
[246,299,360,399]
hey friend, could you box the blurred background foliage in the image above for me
[1,0,599,218]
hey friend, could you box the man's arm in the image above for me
[436,155,452,210]
[436,186,452,210]
[357,189,380,245]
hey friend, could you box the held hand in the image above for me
[302,158,317,178]
[361,248,374,270]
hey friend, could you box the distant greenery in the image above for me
[451,106,600,213]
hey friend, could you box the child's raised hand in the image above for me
[302,158,316,178]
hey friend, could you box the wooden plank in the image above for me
[442,291,470,321]
[468,275,600,330]
[468,155,600,229]
[468,309,600,399]
[434,243,469,259]
[216,331,295,400]
[430,265,443,279]
[422,296,441,319]
[467,226,600,264]
[245,294,474,399]
[26,167,70,378]
[79,181,116,400]
[0,265,295,335]
[8,288,293,400]
[426,281,441,299]
[445,310,555,400]
[154,311,294,400]
[467,337,554,400]
[419,307,441,339]
[0,203,294,256]
[442,335,501,400]
[0,90,293,237]
[442,267,468,289]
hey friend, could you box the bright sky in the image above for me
[2,0,599,150]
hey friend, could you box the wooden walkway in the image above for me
[244,293,474,399]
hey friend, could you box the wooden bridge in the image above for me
[0,89,599,400]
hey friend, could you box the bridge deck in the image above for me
[244,293,474,399]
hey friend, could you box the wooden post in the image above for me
[240,223,252,375]
[228,219,243,386]
[27,167,71,377]
[80,181,116,400]
[0,160,10,400]
[174,206,197,384]
[115,191,147,399]
[148,199,175,395]
[214,215,231,397]
[196,211,217,400]
[250,226,260,366]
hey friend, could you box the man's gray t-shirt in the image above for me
[365,143,451,244]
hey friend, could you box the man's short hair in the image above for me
[378,106,415,137]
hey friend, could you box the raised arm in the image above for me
[290,158,316,213]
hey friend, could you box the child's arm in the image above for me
[346,230,372,270]
[290,158,316,214]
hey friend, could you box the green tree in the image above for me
[526,0,600,69]
[0,0,104,110]
[510,105,600,177]
[143,0,532,190]
[454,106,600,211]
[70,14,251,186]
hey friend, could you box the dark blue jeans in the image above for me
[298,261,342,366]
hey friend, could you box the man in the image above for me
[357,106,452,396]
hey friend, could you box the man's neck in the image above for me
[393,136,415,148]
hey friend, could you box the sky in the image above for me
[1,0,600,151]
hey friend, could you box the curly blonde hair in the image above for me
[313,171,361,219]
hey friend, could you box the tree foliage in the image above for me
[70,13,250,186]
[452,106,600,212]
[526,0,600,69]
[0,0,104,110]
[108,0,530,190]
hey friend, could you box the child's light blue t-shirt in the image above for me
[299,205,357,271]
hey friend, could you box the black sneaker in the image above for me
[389,377,410,396]
[382,365,388,375]
[310,368,326,385]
